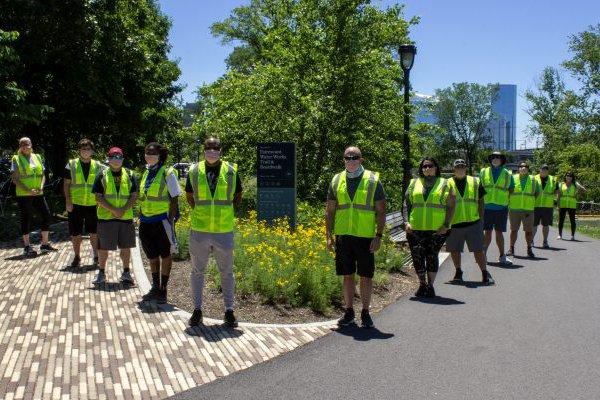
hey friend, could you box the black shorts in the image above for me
[534,207,553,227]
[335,235,375,278]
[68,205,98,236]
[139,220,172,259]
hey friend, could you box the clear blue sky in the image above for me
[158,0,600,148]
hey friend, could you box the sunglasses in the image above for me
[519,165,528,169]
[108,154,123,160]
[422,164,436,170]
[205,146,221,151]
[491,155,502,159]
[344,155,360,161]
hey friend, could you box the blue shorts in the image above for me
[483,208,509,232]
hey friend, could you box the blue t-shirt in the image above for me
[484,166,515,211]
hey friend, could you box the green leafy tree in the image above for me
[195,0,417,207]
[428,83,498,174]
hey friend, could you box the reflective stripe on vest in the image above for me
[408,177,449,231]
[509,175,536,211]
[332,170,379,238]
[13,153,44,197]
[190,161,237,233]
[69,159,100,206]
[97,168,133,220]
[534,174,556,208]
[480,167,510,206]
[448,176,480,225]
[139,166,174,217]
[559,183,577,209]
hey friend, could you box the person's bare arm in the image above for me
[438,190,456,235]
[168,197,178,222]
[95,193,116,214]
[233,192,242,208]
[11,170,35,194]
[64,178,73,212]
[325,199,337,252]
[478,198,485,219]
[370,199,386,253]
[186,192,195,209]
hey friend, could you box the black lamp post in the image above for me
[195,138,201,162]
[399,44,416,213]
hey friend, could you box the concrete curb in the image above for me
[131,236,450,329]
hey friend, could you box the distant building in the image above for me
[413,92,436,124]
[487,84,517,151]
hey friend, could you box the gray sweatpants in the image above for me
[189,230,235,311]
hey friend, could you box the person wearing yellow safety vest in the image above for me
[326,146,386,329]
[557,171,586,241]
[402,157,455,299]
[185,137,243,329]
[480,151,515,266]
[507,162,541,258]
[446,159,494,285]
[139,143,181,304]
[91,147,139,286]
[63,138,105,268]
[532,164,558,249]
[10,137,56,258]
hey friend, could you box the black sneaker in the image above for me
[224,310,238,328]
[482,270,495,285]
[337,308,355,327]
[415,283,428,297]
[120,270,134,285]
[527,247,535,258]
[189,309,203,327]
[40,243,58,253]
[142,286,161,301]
[425,284,436,298]
[70,255,81,268]
[156,288,167,304]
[450,269,463,283]
[92,270,106,285]
[23,245,37,258]
[542,241,550,249]
[92,256,99,267]
[360,309,374,328]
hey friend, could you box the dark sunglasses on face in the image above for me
[491,155,502,160]
[422,164,435,170]
[205,146,221,151]
[519,165,528,169]
[108,155,123,160]
[344,155,360,161]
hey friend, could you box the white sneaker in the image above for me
[556,235,563,240]
[571,235,575,241]
[499,254,513,265]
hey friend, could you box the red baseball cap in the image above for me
[108,147,123,156]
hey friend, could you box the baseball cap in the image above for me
[453,159,467,167]
[108,147,123,156]
[541,164,549,170]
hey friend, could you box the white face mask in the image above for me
[205,150,221,163]
[145,154,159,166]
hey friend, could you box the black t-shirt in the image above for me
[451,177,486,229]
[185,161,243,196]
[540,176,559,191]
[326,172,386,202]
[64,160,91,181]
[92,169,139,195]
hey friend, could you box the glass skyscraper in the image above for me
[487,84,517,150]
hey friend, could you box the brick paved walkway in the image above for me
[0,227,334,400]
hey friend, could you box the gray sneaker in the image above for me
[120,270,134,285]
[93,270,106,285]
[499,254,513,266]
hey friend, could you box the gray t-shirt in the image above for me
[327,171,385,202]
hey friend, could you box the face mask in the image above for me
[80,149,92,159]
[345,159,361,173]
[109,159,123,169]
[145,154,159,166]
[205,150,221,163]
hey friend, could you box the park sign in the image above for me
[257,142,297,229]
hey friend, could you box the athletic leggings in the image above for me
[558,208,576,237]
[407,230,449,278]
[16,196,51,235]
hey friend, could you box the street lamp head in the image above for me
[399,44,417,71]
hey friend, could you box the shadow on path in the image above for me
[409,296,465,305]
[333,324,395,342]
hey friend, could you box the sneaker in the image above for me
[415,283,428,297]
[120,270,134,285]
[92,256,99,267]
[570,235,575,241]
[360,309,374,328]
[156,288,167,304]
[450,269,463,283]
[543,241,550,249]
[556,235,563,240]
[70,255,81,268]
[337,308,355,327]
[499,254,513,266]
[527,247,535,258]
[189,309,203,327]
[39,243,57,253]
[23,245,37,258]
[92,270,106,285]
[507,247,515,257]
[224,310,238,328]
[141,286,161,301]
[482,270,495,285]
[425,284,436,298]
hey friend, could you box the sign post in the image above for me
[256,142,296,229]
